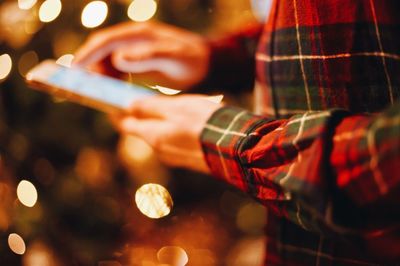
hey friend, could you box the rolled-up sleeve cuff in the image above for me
[200,106,273,192]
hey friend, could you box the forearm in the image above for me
[200,103,400,237]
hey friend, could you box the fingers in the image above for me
[110,41,192,80]
[73,21,209,89]
[73,21,205,67]
[111,40,185,62]
[128,96,174,119]
[126,94,221,120]
[156,144,211,174]
[110,96,174,122]
[73,22,155,66]
[113,116,170,147]
[113,115,210,173]
[85,55,125,78]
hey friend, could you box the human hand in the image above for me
[111,95,222,173]
[73,21,210,90]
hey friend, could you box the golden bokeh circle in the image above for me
[135,183,173,219]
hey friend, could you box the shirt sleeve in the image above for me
[197,23,264,92]
[200,103,400,243]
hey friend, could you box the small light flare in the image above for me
[17,180,38,207]
[18,0,37,10]
[127,0,157,22]
[151,85,181,95]
[157,246,189,266]
[135,183,173,219]
[0,54,13,81]
[81,1,108,28]
[56,54,74,68]
[8,233,26,255]
[39,0,62,23]
[23,241,61,266]
[206,94,224,104]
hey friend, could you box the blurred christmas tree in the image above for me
[0,0,265,265]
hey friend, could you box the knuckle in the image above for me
[150,136,164,152]
[87,32,100,42]
[129,100,146,114]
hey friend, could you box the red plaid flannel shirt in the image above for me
[201,0,400,265]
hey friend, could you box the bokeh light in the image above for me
[157,246,189,266]
[81,1,108,28]
[135,183,173,219]
[18,0,37,10]
[226,237,265,266]
[56,54,74,68]
[18,50,39,77]
[24,15,42,36]
[0,54,13,81]
[52,30,82,58]
[75,147,113,189]
[0,2,41,48]
[119,135,154,164]
[236,202,267,235]
[127,0,157,22]
[0,181,12,231]
[23,241,61,266]
[8,233,26,255]
[17,180,38,207]
[39,0,62,23]
[117,134,170,185]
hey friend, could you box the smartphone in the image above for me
[26,60,157,113]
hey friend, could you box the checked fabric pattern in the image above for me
[201,0,400,265]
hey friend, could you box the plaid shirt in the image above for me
[201,0,400,265]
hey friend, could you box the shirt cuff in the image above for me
[200,106,274,193]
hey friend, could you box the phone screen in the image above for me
[46,66,155,110]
